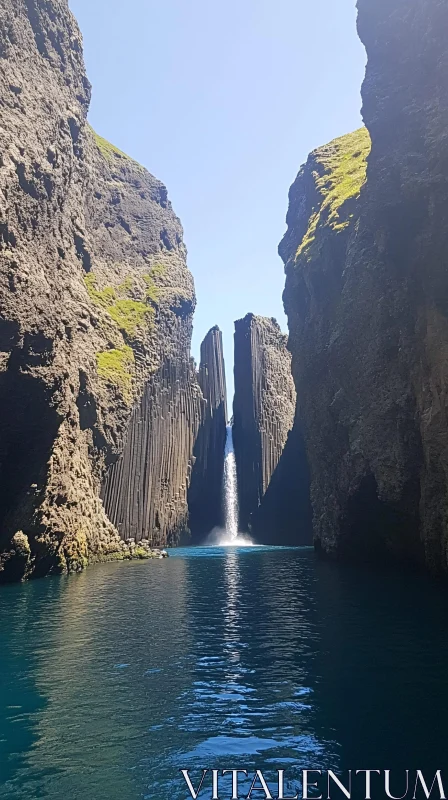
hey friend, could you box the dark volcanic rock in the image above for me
[251,406,313,546]
[102,348,202,547]
[233,314,296,533]
[188,326,228,542]
[0,0,198,580]
[281,0,448,573]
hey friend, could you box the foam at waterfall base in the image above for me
[204,527,257,547]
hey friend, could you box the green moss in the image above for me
[85,273,117,309]
[117,276,134,294]
[296,127,371,260]
[89,126,144,171]
[143,279,160,304]
[147,263,166,279]
[132,547,152,560]
[96,346,135,399]
[63,530,89,574]
[143,264,166,304]
[85,273,153,336]
[92,551,126,563]
[107,298,153,336]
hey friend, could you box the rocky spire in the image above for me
[188,327,227,541]
[232,314,296,533]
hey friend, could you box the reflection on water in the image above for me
[224,551,241,666]
[1,547,448,799]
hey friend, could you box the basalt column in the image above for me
[188,327,227,542]
[232,314,296,533]
[101,328,202,547]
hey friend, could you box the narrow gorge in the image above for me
[1,0,448,582]
[4,2,448,796]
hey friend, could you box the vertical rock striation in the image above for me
[281,0,448,572]
[101,345,202,547]
[233,314,296,533]
[0,0,198,580]
[188,327,228,541]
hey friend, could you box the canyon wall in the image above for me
[250,406,313,546]
[188,327,227,542]
[233,314,296,534]
[0,0,199,580]
[281,0,448,572]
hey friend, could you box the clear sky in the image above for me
[69,0,366,405]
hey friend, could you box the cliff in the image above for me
[188,327,227,541]
[281,0,448,572]
[0,0,198,580]
[232,314,296,533]
[250,406,313,546]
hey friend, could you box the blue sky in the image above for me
[69,0,366,404]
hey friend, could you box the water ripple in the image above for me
[1,547,448,799]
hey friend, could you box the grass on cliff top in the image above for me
[296,127,371,260]
[89,126,145,172]
[96,346,135,401]
[84,273,154,337]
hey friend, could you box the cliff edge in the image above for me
[281,0,448,571]
[0,0,198,580]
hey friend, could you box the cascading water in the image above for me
[205,423,253,546]
[223,424,239,540]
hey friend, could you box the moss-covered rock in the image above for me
[96,346,135,401]
[61,530,89,573]
[84,273,154,337]
[132,546,152,559]
[295,127,371,260]
[90,127,145,172]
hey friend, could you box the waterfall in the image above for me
[204,422,253,547]
[223,424,239,540]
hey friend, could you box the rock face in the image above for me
[188,327,227,542]
[0,0,198,580]
[250,406,313,546]
[101,351,202,547]
[281,0,448,572]
[233,314,296,533]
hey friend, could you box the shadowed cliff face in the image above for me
[281,0,448,573]
[0,0,197,580]
[232,314,296,535]
[188,327,227,542]
[250,406,313,547]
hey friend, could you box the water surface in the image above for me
[1,546,448,799]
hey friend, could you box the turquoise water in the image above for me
[1,546,448,799]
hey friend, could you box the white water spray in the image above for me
[205,423,255,547]
[223,424,239,540]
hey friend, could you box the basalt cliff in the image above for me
[278,0,448,572]
[232,314,299,535]
[0,0,202,581]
